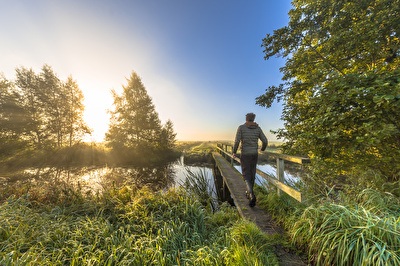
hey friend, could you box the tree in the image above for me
[0,75,26,135]
[13,65,90,149]
[0,74,29,157]
[38,65,64,147]
[106,71,175,157]
[257,0,400,188]
[15,67,47,147]
[159,119,177,151]
[63,76,91,147]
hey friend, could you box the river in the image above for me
[0,156,301,200]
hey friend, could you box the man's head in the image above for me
[246,112,256,122]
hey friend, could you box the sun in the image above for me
[82,90,113,143]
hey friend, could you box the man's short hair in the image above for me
[246,113,256,122]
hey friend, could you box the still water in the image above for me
[1,156,301,198]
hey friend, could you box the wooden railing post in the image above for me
[229,145,234,166]
[276,158,285,196]
[224,144,228,160]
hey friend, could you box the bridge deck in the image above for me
[212,152,306,266]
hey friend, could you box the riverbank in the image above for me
[0,181,280,265]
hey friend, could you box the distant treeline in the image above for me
[0,66,178,167]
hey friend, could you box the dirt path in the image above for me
[213,152,308,266]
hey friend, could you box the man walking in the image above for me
[233,113,268,207]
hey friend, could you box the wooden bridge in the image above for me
[212,143,310,266]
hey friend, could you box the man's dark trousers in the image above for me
[240,153,258,199]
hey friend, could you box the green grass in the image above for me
[175,141,218,154]
[225,221,279,265]
[255,186,400,266]
[181,167,217,212]
[292,203,400,266]
[0,181,279,265]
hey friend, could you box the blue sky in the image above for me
[1,0,292,142]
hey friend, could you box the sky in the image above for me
[1,0,292,142]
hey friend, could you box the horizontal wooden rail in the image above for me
[216,143,310,203]
[265,152,311,164]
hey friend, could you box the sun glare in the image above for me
[83,110,109,143]
[82,90,113,143]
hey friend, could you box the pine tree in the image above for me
[106,71,164,153]
[159,119,177,151]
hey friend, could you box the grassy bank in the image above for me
[175,141,218,165]
[0,180,280,265]
[255,186,400,265]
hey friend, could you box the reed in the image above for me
[256,185,400,265]
[0,182,279,265]
[354,188,400,216]
[181,167,218,211]
[291,203,400,265]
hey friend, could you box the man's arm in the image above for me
[259,128,268,151]
[233,126,241,154]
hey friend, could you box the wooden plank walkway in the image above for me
[212,152,307,266]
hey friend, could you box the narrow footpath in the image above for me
[212,152,307,266]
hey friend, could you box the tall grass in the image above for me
[291,203,399,265]
[0,180,279,265]
[224,221,279,266]
[181,167,217,211]
[256,186,400,265]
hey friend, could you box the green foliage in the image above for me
[255,185,305,229]
[159,119,177,150]
[175,141,216,164]
[256,187,400,265]
[350,188,400,216]
[0,75,30,157]
[0,179,280,265]
[106,71,177,163]
[224,220,279,266]
[182,167,218,211]
[0,65,90,157]
[291,203,400,266]
[176,141,218,153]
[257,0,400,189]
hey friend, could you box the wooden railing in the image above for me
[216,143,310,203]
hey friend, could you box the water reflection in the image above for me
[172,156,213,186]
[172,156,216,199]
[234,164,302,188]
[103,165,176,191]
[0,157,215,199]
[0,156,302,202]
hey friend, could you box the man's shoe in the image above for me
[249,194,256,207]
[245,191,250,199]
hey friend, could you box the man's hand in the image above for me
[232,153,237,158]
[261,142,267,151]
